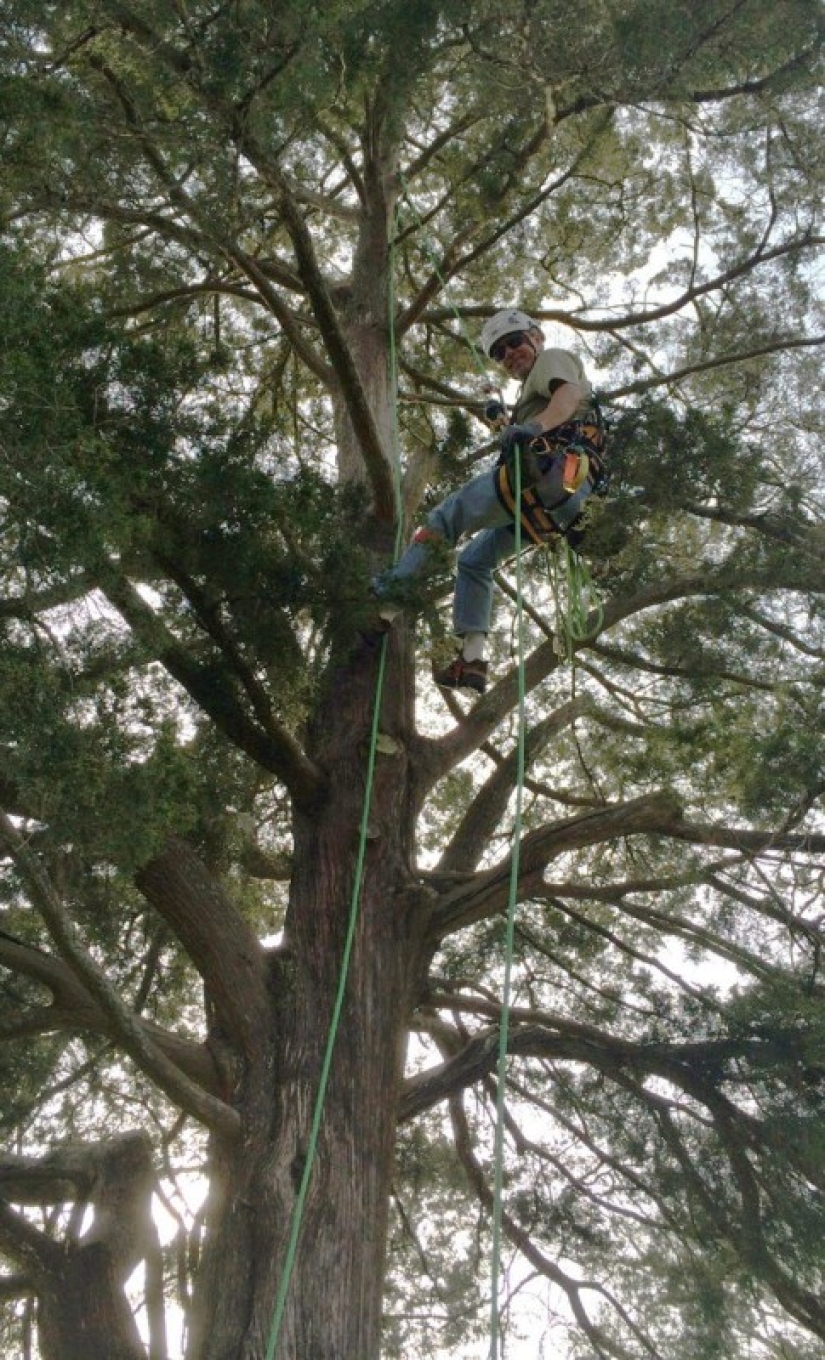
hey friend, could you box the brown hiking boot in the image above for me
[433,656,488,695]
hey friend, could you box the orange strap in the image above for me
[562,451,589,493]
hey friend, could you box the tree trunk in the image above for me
[36,1242,148,1360]
[0,1135,160,1360]
[192,638,428,1360]
[178,150,412,1355]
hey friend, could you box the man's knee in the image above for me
[413,526,443,546]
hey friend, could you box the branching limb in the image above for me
[135,836,271,1064]
[0,1199,57,1280]
[606,332,825,399]
[97,564,325,812]
[417,550,824,783]
[0,931,221,1092]
[651,1095,825,1340]
[258,160,397,519]
[436,697,587,875]
[428,790,683,939]
[534,880,782,981]
[0,812,239,1140]
[0,573,97,621]
[448,1093,659,1360]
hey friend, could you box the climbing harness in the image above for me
[493,401,609,662]
[493,407,609,547]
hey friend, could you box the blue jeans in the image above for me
[376,459,577,635]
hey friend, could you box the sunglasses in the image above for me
[490,331,530,362]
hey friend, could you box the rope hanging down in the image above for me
[488,449,527,1360]
[390,188,529,1356]
[546,537,604,664]
[264,639,392,1360]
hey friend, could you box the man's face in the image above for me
[491,330,539,380]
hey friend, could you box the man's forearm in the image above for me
[534,381,582,431]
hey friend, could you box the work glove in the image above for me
[498,421,543,464]
[484,399,508,429]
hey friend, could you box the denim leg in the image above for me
[453,523,517,634]
[373,452,595,634]
[375,469,512,595]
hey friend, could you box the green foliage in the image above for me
[608,398,762,512]
[0,2,822,1358]
[0,1026,67,1137]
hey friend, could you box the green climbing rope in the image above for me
[387,186,531,1357]
[264,636,393,1359]
[391,186,570,1358]
[547,537,603,664]
[264,190,592,1357]
[488,449,527,1360]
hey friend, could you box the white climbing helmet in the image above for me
[479,308,541,357]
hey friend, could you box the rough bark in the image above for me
[181,636,432,1360]
[0,1135,159,1360]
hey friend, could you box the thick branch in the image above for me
[0,1142,111,1205]
[0,1133,158,1279]
[0,932,221,1092]
[0,812,239,1140]
[402,1014,814,1122]
[662,818,825,856]
[135,837,271,1062]
[447,1093,643,1360]
[606,332,825,399]
[437,697,587,875]
[428,790,683,940]
[0,573,97,620]
[0,1200,57,1281]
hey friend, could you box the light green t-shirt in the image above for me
[513,348,592,424]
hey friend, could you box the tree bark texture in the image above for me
[188,637,429,1360]
[0,1135,158,1360]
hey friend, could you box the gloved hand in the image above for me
[498,421,543,462]
[484,399,507,430]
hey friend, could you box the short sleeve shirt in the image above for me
[513,348,592,424]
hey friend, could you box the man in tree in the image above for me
[371,308,606,693]
[1,2,823,1355]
